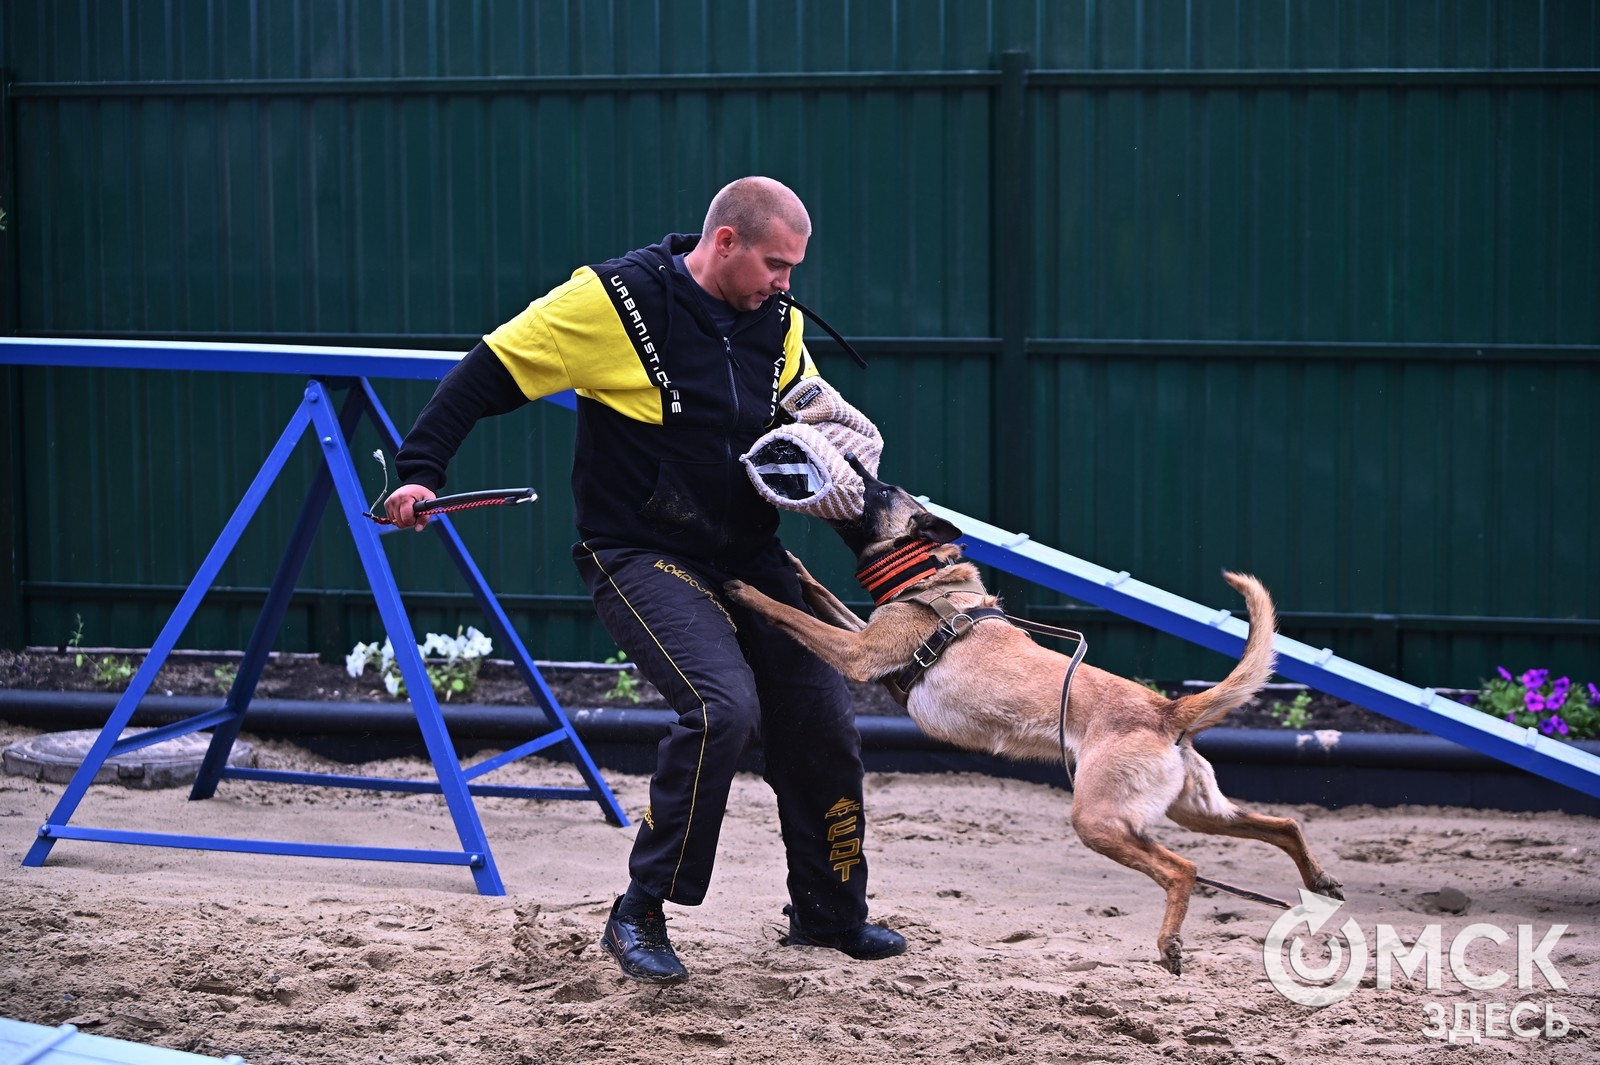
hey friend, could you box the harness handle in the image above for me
[364,488,538,525]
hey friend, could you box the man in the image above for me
[385,176,905,985]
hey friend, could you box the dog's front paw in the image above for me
[784,550,820,584]
[723,580,754,604]
[1312,872,1345,901]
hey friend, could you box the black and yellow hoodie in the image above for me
[396,233,820,566]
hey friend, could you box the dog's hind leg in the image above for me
[1071,815,1198,975]
[1165,744,1343,899]
[1165,803,1344,901]
[1070,753,1197,975]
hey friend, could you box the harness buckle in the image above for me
[913,643,942,668]
[943,612,977,636]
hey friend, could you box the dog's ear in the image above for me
[913,510,962,544]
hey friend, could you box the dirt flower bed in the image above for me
[0,648,1425,733]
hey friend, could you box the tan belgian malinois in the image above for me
[724,457,1344,975]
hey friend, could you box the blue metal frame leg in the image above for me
[300,380,505,893]
[354,379,627,826]
[190,386,363,801]
[24,400,318,868]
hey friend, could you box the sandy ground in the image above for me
[1,721,1595,1065]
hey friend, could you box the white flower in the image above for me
[420,633,452,659]
[379,638,395,673]
[383,671,403,696]
[462,627,493,659]
[345,642,372,677]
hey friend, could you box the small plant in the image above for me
[213,663,238,694]
[66,617,138,686]
[66,614,87,667]
[1268,689,1314,730]
[90,654,137,687]
[1136,679,1166,697]
[605,651,642,704]
[346,626,493,701]
[1474,667,1598,742]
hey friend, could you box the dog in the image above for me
[723,457,1344,975]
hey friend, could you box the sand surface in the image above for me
[1,722,1595,1064]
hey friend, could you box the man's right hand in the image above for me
[384,484,437,530]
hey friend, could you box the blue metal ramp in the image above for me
[0,1018,244,1064]
[923,500,1600,803]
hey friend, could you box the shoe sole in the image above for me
[783,934,908,961]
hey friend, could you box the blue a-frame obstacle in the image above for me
[11,360,626,895]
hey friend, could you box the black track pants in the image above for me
[574,540,869,935]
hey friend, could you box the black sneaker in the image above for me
[601,897,689,985]
[781,904,907,960]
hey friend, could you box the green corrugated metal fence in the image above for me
[1,0,1596,687]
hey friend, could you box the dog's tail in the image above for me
[1167,571,1277,738]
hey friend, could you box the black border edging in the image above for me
[3,689,1597,816]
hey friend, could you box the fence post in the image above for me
[0,67,22,648]
[0,361,19,649]
[0,66,15,334]
[992,50,1032,604]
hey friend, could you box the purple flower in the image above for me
[1497,666,1514,682]
[1540,715,1569,737]
[1525,691,1546,713]
[1520,668,1549,690]
[1553,676,1571,694]
[1505,712,1517,723]
[1590,682,1600,703]
[1548,689,1568,711]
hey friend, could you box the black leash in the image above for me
[783,292,869,369]
[882,589,1290,910]
[1196,877,1291,909]
[1020,617,1288,910]
[999,615,1088,791]
[1014,611,1290,910]
[896,595,1290,911]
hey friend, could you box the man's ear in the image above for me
[914,511,962,544]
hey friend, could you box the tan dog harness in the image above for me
[883,584,1010,700]
[856,539,1090,781]
[854,539,1009,697]
[855,538,1034,698]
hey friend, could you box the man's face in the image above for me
[711,222,808,312]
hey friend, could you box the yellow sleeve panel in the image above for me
[483,267,666,424]
[778,307,819,393]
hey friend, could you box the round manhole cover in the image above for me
[2,729,255,790]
